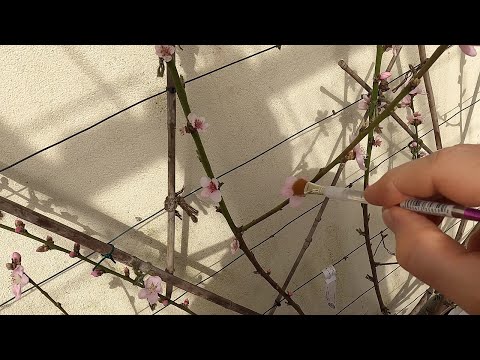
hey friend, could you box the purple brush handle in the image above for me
[463,207,480,222]
[400,199,480,222]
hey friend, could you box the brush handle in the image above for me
[304,183,480,221]
[400,199,480,221]
[322,186,368,204]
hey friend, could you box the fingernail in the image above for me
[382,207,396,231]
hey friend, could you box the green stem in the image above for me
[0,224,196,315]
[241,45,449,232]
[166,61,305,315]
[25,273,69,315]
[361,45,388,315]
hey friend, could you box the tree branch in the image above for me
[267,162,345,315]
[163,61,305,314]
[0,223,197,315]
[0,197,258,315]
[165,52,177,299]
[241,45,447,232]
[337,59,433,154]
[418,45,443,150]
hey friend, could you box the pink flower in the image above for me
[409,141,418,148]
[11,265,29,300]
[183,299,190,307]
[379,71,391,80]
[200,177,222,203]
[350,133,366,170]
[407,112,423,126]
[91,269,104,277]
[155,45,175,62]
[358,95,370,110]
[69,251,77,258]
[138,276,163,305]
[280,176,305,208]
[11,252,21,266]
[400,94,411,108]
[187,113,209,132]
[162,300,169,306]
[373,136,382,147]
[230,238,240,254]
[459,45,477,57]
[410,85,426,96]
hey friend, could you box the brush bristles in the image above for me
[292,178,308,196]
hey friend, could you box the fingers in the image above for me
[365,144,480,208]
[466,225,480,252]
[383,206,480,314]
[382,207,466,281]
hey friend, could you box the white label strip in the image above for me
[322,265,337,309]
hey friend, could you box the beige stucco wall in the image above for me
[0,45,479,315]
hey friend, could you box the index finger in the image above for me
[364,144,480,207]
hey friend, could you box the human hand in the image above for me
[364,144,480,314]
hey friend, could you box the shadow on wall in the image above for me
[0,45,475,314]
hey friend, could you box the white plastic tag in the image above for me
[322,265,337,309]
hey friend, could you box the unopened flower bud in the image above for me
[15,226,24,234]
[11,252,21,265]
[15,220,24,227]
[36,245,49,252]
[73,243,80,253]
[91,269,104,277]
[69,251,77,258]
[183,298,190,307]
[46,236,53,242]
[124,267,130,277]
[162,300,169,306]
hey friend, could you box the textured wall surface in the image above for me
[0,45,479,315]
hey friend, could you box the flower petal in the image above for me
[188,113,197,125]
[12,284,22,300]
[138,288,149,299]
[146,292,159,305]
[147,276,162,288]
[459,45,477,57]
[289,196,304,208]
[281,186,294,198]
[210,190,222,203]
[20,273,29,286]
[379,71,391,80]
[200,188,211,198]
[199,122,209,131]
[211,178,219,188]
[230,239,239,254]
[358,100,369,110]
[284,176,297,187]
[200,176,211,188]
[355,152,366,170]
